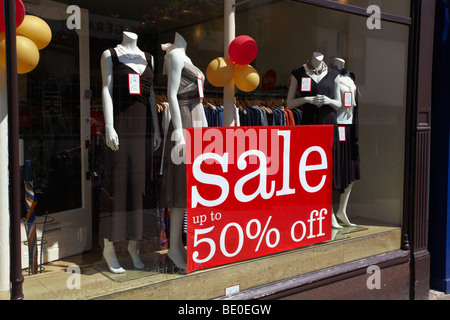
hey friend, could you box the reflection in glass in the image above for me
[20,20,81,216]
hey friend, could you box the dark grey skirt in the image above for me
[160,94,207,208]
[336,124,360,193]
[99,102,147,242]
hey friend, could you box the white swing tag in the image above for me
[344,91,353,108]
[197,77,204,99]
[301,77,312,92]
[338,126,346,142]
[128,73,141,95]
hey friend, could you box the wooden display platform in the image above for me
[2,217,401,300]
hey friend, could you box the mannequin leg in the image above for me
[331,212,343,229]
[103,238,125,274]
[167,207,187,269]
[336,182,356,227]
[128,240,144,269]
[332,189,343,229]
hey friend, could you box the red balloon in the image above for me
[0,0,25,32]
[228,35,258,65]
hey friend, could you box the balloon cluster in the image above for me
[206,35,259,92]
[0,0,52,74]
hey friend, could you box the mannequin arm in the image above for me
[100,50,119,151]
[286,75,317,109]
[149,86,162,150]
[286,75,343,110]
[147,55,161,151]
[316,75,342,110]
[166,50,185,146]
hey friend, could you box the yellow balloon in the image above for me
[234,64,260,92]
[16,15,52,50]
[0,35,40,74]
[206,57,235,87]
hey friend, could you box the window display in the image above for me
[12,0,411,299]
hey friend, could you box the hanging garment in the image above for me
[292,108,303,125]
[203,104,224,127]
[284,108,295,126]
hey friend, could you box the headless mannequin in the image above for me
[101,31,161,273]
[331,57,358,228]
[161,33,198,270]
[287,52,344,229]
[287,52,342,111]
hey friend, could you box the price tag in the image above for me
[128,73,141,95]
[344,91,353,108]
[301,77,312,92]
[197,77,204,99]
[339,126,346,142]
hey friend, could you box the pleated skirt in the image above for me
[336,124,361,193]
[160,94,207,208]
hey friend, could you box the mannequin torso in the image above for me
[101,31,160,151]
[114,32,148,75]
[287,52,341,111]
[336,75,356,124]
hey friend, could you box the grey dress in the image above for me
[160,61,207,208]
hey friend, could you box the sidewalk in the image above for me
[429,290,450,300]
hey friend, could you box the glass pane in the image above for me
[331,0,411,17]
[84,0,226,249]
[236,0,409,226]
[20,19,81,216]
[17,0,411,295]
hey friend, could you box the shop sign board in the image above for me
[186,125,333,273]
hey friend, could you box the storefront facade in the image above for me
[429,0,450,295]
[0,0,435,300]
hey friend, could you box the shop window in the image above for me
[19,12,82,215]
[18,0,409,299]
[234,0,409,227]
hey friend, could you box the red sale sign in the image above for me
[186,125,334,273]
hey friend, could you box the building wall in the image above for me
[0,67,10,293]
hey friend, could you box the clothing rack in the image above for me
[153,86,297,127]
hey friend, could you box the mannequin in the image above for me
[160,33,207,270]
[100,31,161,273]
[287,52,342,111]
[330,57,361,227]
[287,52,344,229]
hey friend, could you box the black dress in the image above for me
[335,68,361,193]
[99,48,155,242]
[291,65,342,191]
